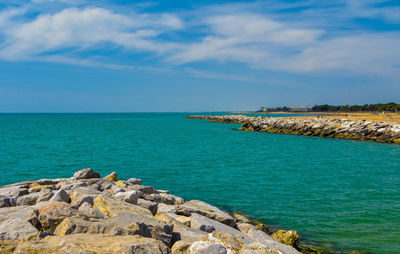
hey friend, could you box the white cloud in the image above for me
[0,7,182,60]
[0,1,399,82]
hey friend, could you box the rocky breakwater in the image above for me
[0,168,302,254]
[186,115,400,143]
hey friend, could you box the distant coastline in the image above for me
[186,115,400,144]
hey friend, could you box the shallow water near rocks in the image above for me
[0,113,399,254]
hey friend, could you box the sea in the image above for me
[0,113,399,253]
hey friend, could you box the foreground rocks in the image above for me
[0,168,304,253]
[186,115,400,144]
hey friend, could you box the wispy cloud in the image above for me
[0,0,399,83]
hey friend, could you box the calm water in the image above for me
[0,113,399,253]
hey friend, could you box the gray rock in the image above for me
[37,189,54,203]
[78,202,107,219]
[115,190,139,204]
[0,186,29,198]
[178,200,236,227]
[137,198,158,215]
[16,192,40,206]
[49,189,70,203]
[111,185,125,194]
[144,193,184,205]
[69,186,102,207]
[155,212,207,244]
[0,217,38,240]
[192,244,227,254]
[127,178,142,185]
[73,168,100,180]
[129,185,156,195]
[157,203,177,214]
[246,228,301,254]
[190,214,253,244]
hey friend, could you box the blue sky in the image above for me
[0,0,399,112]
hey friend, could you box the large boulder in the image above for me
[271,230,300,249]
[36,189,54,203]
[93,195,153,218]
[190,214,251,244]
[12,234,169,254]
[246,228,301,254]
[55,212,173,247]
[69,187,102,207]
[49,189,70,203]
[73,168,100,180]
[0,217,38,240]
[178,200,236,227]
[145,193,184,205]
[137,198,158,215]
[16,192,40,206]
[115,190,140,205]
[155,212,208,244]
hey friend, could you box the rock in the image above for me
[36,202,80,232]
[115,180,127,188]
[191,243,227,254]
[129,185,156,195]
[0,186,29,197]
[111,185,125,194]
[155,212,208,244]
[69,186,102,207]
[93,195,153,218]
[178,200,236,227]
[73,168,100,180]
[128,178,142,185]
[13,234,169,254]
[104,171,118,181]
[55,212,173,247]
[176,216,191,227]
[36,188,54,203]
[158,203,178,214]
[137,198,158,215]
[238,222,257,235]
[172,240,192,254]
[0,196,15,208]
[115,190,140,204]
[146,193,184,205]
[246,228,301,254]
[271,230,300,249]
[190,214,252,244]
[29,183,54,193]
[239,242,279,254]
[78,202,107,219]
[16,192,40,206]
[49,189,70,203]
[0,217,38,240]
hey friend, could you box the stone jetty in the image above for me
[186,115,400,143]
[0,168,302,253]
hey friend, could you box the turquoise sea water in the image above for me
[0,113,399,253]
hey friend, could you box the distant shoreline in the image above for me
[186,114,400,144]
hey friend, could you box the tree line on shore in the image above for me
[260,102,400,112]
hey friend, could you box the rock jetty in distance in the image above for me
[186,115,400,144]
[0,168,305,254]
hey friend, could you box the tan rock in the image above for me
[172,240,192,254]
[93,195,153,217]
[13,234,169,254]
[103,172,118,181]
[178,200,236,227]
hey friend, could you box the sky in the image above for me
[0,0,399,112]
